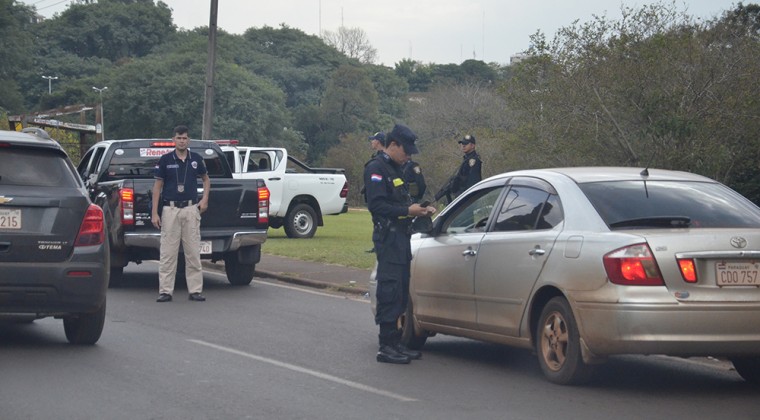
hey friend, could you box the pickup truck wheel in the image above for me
[109,266,124,288]
[224,253,255,286]
[284,203,317,239]
[63,300,106,345]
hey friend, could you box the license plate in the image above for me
[199,241,212,255]
[715,261,760,286]
[0,209,21,230]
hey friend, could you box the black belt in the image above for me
[163,199,197,208]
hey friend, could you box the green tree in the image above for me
[37,0,175,62]
[0,0,35,112]
[311,65,379,161]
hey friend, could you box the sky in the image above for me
[23,0,742,66]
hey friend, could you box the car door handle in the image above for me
[462,248,477,257]
[268,177,281,181]
[529,247,546,256]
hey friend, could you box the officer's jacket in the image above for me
[363,152,412,225]
[402,160,426,203]
[454,150,482,196]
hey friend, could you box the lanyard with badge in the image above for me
[173,151,189,193]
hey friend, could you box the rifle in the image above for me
[434,174,459,203]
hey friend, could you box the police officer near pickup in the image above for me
[364,124,436,364]
[151,125,211,303]
[402,157,426,203]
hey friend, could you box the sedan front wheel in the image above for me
[536,297,594,385]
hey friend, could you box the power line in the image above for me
[36,0,71,12]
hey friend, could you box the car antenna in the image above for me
[640,147,657,198]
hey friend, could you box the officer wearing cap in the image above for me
[452,134,482,197]
[364,124,436,364]
[368,131,385,158]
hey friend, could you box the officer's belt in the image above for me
[163,199,197,208]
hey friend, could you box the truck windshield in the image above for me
[105,147,227,180]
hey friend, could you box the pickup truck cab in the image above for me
[219,141,348,238]
[77,139,270,286]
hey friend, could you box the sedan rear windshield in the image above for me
[0,148,80,188]
[579,180,760,229]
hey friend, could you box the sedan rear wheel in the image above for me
[536,297,594,385]
[731,357,760,385]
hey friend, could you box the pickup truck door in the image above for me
[242,148,284,215]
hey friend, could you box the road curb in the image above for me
[202,261,369,296]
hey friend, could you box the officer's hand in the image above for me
[152,214,161,229]
[409,203,436,217]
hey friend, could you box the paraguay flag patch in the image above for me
[370,174,383,182]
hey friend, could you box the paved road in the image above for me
[1,262,757,420]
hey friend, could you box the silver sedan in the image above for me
[370,167,760,385]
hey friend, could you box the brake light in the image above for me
[678,258,697,283]
[257,186,270,224]
[75,204,105,246]
[214,139,239,145]
[151,141,175,147]
[603,243,664,286]
[121,188,134,226]
[340,181,349,198]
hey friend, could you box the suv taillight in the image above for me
[340,181,349,198]
[75,204,105,247]
[258,186,270,224]
[603,243,664,286]
[120,188,134,226]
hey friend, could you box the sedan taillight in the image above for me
[75,204,105,247]
[603,243,664,286]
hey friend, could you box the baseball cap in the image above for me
[387,124,419,155]
[368,132,385,143]
[458,134,476,145]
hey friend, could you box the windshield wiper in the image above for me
[609,216,691,229]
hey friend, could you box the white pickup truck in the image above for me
[218,142,349,238]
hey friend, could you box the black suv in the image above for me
[0,128,108,344]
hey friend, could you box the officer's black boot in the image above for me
[377,326,410,364]
[391,329,422,360]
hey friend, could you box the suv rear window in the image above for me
[0,148,80,188]
[580,180,760,229]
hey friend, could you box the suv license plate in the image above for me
[715,261,760,286]
[0,209,21,229]
[200,241,212,254]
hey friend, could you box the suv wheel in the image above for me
[63,300,106,345]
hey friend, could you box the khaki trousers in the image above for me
[158,205,204,295]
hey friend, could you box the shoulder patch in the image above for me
[413,166,421,174]
[469,158,477,167]
[370,174,383,182]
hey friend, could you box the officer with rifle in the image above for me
[364,124,436,364]
[434,134,482,203]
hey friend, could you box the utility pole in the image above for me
[42,75,58,94]
[201,0,218,140]
[92,86,108,141]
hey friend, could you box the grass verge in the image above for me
[262,208,376,270]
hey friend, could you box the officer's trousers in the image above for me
[158,205,204,295]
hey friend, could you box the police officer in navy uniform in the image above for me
[452,134,482,197]
[364,124,436,364]
[402,157,426,203]
[151,125,211,303]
